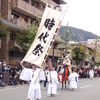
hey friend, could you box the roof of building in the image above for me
[55,37,65,43]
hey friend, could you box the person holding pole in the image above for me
[19,62,45,100]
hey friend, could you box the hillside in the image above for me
[59,26,99,42]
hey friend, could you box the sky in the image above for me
[61,0,100,36]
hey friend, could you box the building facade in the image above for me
[0,0,66,65]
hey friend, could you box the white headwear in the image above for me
[63,56,71,66]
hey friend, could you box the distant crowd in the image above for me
[0,59,29,87]
[76,66,100,78]
[0,59,100,88]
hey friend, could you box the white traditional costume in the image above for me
[89,69,94,79]
[20,68,45,100]
[68,72,79,90]
[47,70,58,95]
[63,56,71,66]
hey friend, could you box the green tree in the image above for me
[91,38,100,67]
[0,19,9,38]
[55,25,75,59]
[60,25,75,56]
[71,45,86,67]
[15,17,40,53]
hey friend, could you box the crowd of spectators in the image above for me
[76,66,100,78]
[0,59,28,87]
[0,58,100,88]
[57,65,100,79]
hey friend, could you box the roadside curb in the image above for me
[0,84,29,89]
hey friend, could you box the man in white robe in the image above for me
[47,66,58,96]
[20,63,45,100]
[89,68,94,80]
[68,67,79,91]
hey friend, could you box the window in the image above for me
[31,1,38,7]
[52,0,60,5]
[11,13,20,20]
[10,33,15,41]
[24,17,28,23]
[43,6,45,11]
[23,0,29,3]
[31,18,36,24]
[9,51,25,57]
[31,0,35,6]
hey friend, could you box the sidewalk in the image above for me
[0,84,29,89]
[0,82,45,89]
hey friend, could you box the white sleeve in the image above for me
[55,71,58,84]
[20,68,32,81]
[39,69,46,81]
[93,70,94,75]
[68,75,71,81]
[47,72,50,82]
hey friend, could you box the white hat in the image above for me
[65,56,68,58]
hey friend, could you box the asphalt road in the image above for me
[0,77,100,100]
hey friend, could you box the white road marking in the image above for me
[80,84,94,89]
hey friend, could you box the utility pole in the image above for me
[93,39,97,67]
[65,22,69,56]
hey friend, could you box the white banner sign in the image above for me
[22,6,62,67]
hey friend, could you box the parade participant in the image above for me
[47,65,58,96]
[43,67,49,90]
[20,62,45,100]
[68,67,79,91]
[89,68,94,80]
[62,56,72,89]
[63,56,71,67]
[63,56,72,77]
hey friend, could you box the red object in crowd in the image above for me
[58,67,68,83]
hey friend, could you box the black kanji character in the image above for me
[38,32,49,43]
[32,44,43,56]
[44,18,55,30]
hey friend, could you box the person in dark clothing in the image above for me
[17,64,22,71]
[57,66,61,73]
[12,75,17,85]
[7,64,12,75]
[9,75,14,86]
[2,63,5,72]
[0,62,2,73]
[44,67,49,89]
[0,74,6,87]
[12,70,16,78]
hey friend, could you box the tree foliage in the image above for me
[0,19,9,38]
[15,17,40,53]
[55,25,74,57]
[59,26,100,42]
[91,38,100,65]
[71,45,86,66]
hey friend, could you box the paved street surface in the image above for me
[0,77,100,100]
